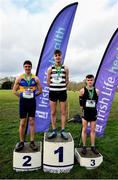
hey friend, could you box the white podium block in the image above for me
[43,133,74,173]
[13,142,42,171]
[75,148,103,170]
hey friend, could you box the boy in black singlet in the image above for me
[79,74,99,155]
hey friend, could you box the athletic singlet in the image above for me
[49,64,67,91]
[19,74,37,92]
[83,87,98,109]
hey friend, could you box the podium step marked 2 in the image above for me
[43,132,74,173]
[75,148,103,170]
[13,142,42,171]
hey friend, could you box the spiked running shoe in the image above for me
[30,141,38,151]
[81,146,87,155]
[61,131,68,140]
[91,146,99,155]
[48,130,57,139]
[15,142,24,152]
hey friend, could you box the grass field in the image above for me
[0,90,118,179]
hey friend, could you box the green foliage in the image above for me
[1,81,13,89]
[0,90,118,179]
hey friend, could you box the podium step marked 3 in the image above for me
[75,148,103,170]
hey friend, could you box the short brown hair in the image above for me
[54,49,62,55]
[23,60,32,67]
[86,74,94,79]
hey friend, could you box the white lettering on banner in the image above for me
[54,27,65,49]
[108,52,118,74]
[38,71,49,108]
[49,27,65,64]
[38,86,49,108]
[97,77,115,122]
[38,97,48,107]
[102,77,115,96]
[36,111,48,119]
[43,71,48,84]
[38,27,65,115]
[96,125,102,132]
[97,47,118,123]
[97,116,105,121]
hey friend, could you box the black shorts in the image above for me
[19,97,36,119]
[49,90,67,102]
[82,108,97,122]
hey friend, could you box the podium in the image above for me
[75,148,103,169]
[43,133,74,173]
[13,142,42,171]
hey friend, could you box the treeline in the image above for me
[0,76,85,91]
[0,77,15,89]
[68,81,118,92]
[67,81,85,91]
[0,77,118,92]
[0,79,85,90]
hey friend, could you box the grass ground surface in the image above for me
[0,90,118,179]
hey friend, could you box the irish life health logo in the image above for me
[96,47,118,135]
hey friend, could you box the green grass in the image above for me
[0,90,118,179]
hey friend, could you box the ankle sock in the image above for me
[53,129,57,133]
[61,129,65,132]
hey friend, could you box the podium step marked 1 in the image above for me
[75,148,103,170]
[13,142,42,171]
[43,132,74,173]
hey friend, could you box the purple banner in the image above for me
[35,3,78,132]
[87,29,118,136]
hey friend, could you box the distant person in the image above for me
[13,60,42,151]
[79,74,99,155]
[47,49,69,140]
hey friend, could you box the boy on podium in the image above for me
[47,49,69,140]
[13,60,42,151]
[79,74,99,155]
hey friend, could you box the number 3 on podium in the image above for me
[91,159,95,166]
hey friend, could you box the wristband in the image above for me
[79,96,84,106]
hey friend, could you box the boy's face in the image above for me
[24,64,32,74]
[86,77,94,87]
[54,53,62,64]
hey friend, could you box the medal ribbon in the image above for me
[24,74,32,87]
[55,64,62,79]
[87,87,94,100]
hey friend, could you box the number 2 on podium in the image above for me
[23,156,32,166]
[54,147,63,162]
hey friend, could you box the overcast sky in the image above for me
[0,0,118,82]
